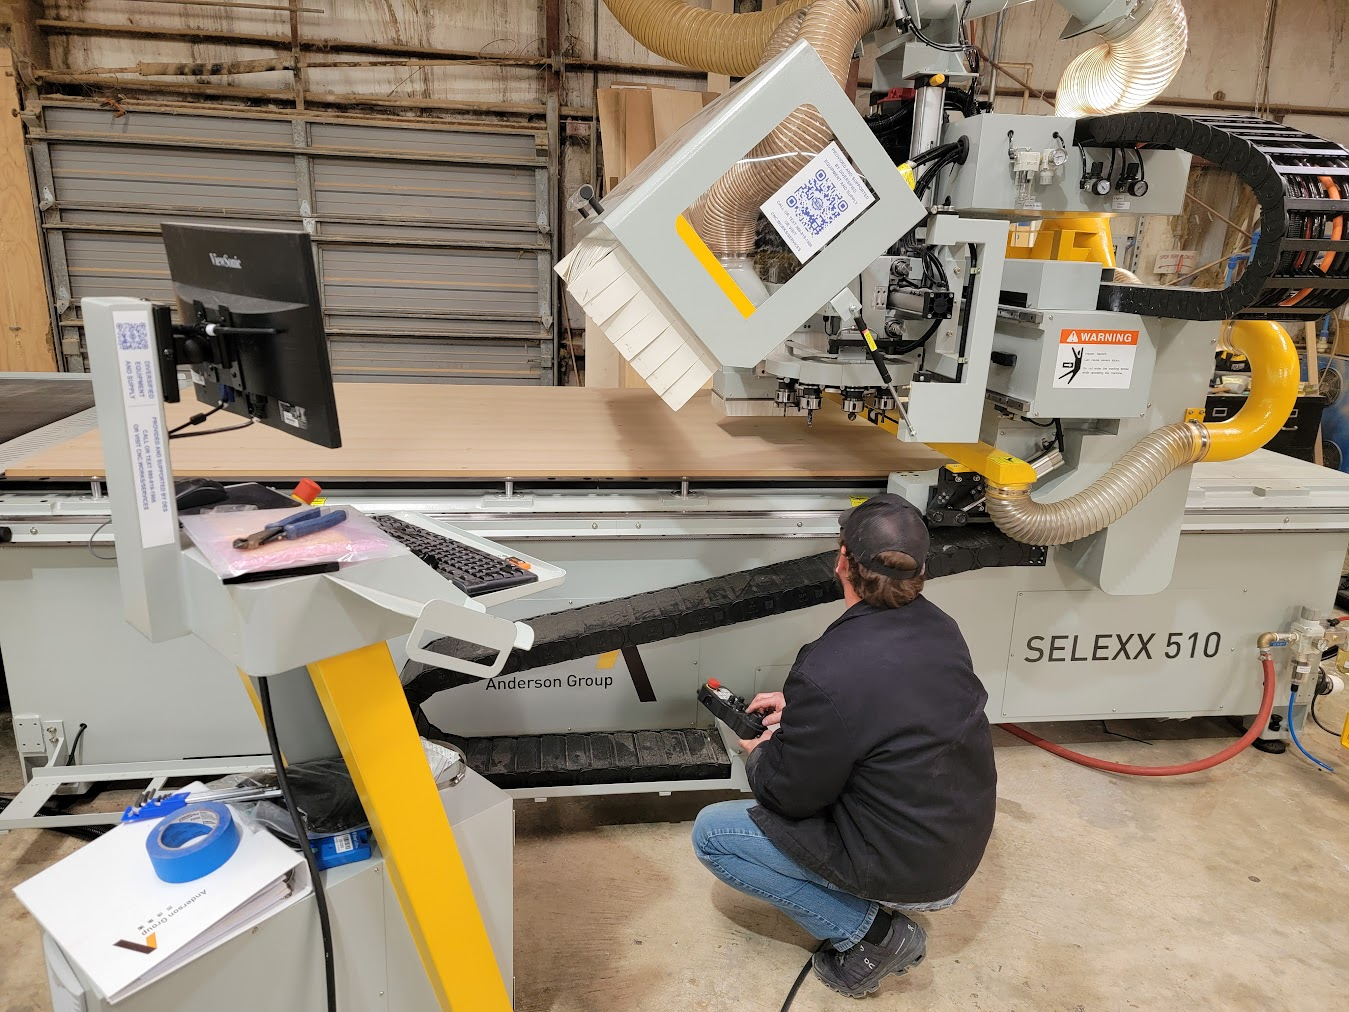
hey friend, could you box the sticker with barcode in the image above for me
[112,309,175,550]
[333,833,354,854]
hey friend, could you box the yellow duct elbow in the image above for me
[1201,320,1300,462]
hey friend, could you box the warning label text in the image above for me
[1054,328,1140,389]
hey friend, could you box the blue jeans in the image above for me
[692,800,962,950]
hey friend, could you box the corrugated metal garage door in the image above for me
[28,101,555,384]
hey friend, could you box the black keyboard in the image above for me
[374,515,538,597]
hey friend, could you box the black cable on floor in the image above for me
[1100,720,1153,746]
[257,677,337,1012]
[780,941,828,1012]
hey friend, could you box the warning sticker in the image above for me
[1054,328,1139,389]
[760,142,876,263]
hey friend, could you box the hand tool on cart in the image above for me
[232,506,348,550]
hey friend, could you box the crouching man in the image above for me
[692,494,997,997]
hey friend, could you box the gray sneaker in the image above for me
[811,914,927,998]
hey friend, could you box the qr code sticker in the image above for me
[785,169,849,237]
[115,320,149,351]
[760,142,874,263]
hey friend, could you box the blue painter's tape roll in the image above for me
[146,802,241,883]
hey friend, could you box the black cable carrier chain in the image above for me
[402,526,1045,707]
[1077,112,1349,322]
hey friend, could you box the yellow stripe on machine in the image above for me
[308,643,512,1011]
[675,214,756,319]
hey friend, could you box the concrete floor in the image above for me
[4,699,1349,1012]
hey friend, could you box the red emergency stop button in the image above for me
[291,478,322,504]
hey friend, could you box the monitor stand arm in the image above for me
[153,300,277,409]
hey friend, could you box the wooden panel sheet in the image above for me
[6,385,945,482]
[1,50,56,372]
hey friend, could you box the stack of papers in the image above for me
[14,813,309,1003]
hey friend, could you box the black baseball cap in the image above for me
[839,494,929,580]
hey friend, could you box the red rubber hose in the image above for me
[998,655,1277,777]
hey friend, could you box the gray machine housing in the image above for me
[988,260,1156,419]
[940,113,1192,217]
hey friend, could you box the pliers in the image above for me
[233,506,349,550]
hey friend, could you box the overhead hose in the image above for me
[601,0,814,79]
[1000,653,1277,776]
[985,319,1298,545]
[696,0,892,256]
[1055,0,1189,118]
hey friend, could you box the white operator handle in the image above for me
[404,598,535,679]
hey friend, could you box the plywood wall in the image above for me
[0,47,55,371]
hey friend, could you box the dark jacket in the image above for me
[746,597,996,904]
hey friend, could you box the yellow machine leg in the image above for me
[307,642,511,1012]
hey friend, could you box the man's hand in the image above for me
[747,691,786,729]
[738,723,778,755]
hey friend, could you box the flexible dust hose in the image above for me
[697,0,891,255]
[986,319,1299,545]
[986,421,1205,546]
[1055,0,1189,118]
[999,654,1277,776]
[601,0,814,79]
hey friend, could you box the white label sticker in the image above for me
[279,401,308,430]
[333,833,354,854]
[1054,328,1140,390]
[1021,198,1042,211]
[760,142,876,263]
[112,310,176,549]
[1154,249,1198,275]
[1111,195,1131,211]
